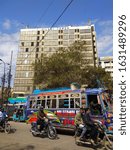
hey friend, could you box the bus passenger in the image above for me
[89,101,102,115]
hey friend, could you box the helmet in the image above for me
[39,106,44,111]
[84,107,90,112]
[80,107,84,110]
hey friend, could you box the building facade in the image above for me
[14,25,98,94]
[99,56,113,77]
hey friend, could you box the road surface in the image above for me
[0,121,104,150]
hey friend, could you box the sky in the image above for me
[0,0,113,86]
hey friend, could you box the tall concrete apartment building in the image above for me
[14,25,98,94]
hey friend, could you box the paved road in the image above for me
[0,122,103,150]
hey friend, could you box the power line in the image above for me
[35,0,56,28]
[20,0,75,65]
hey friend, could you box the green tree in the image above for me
[34,41,88,88]
[81,66,113,90]
[33,41,113,90]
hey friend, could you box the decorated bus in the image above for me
[25,87,113,133]
[5,92,27,121]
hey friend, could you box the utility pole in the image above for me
[7,51,13,98]
[0,59,6,105]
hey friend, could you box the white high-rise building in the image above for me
[99,56,113,77]
[14,25,98,94]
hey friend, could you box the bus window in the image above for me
[29,100,32,108]
[32,100,36,108]
[46,100,51,108]
[64,99,69,108]
[101,94,109,109]
[41,100,45,108]
[75,98,80,108]
[52,99,56,108]
[12,92,25,98]
[59,99,64,108]
[87,95,102,115]
[36,100,41,108]
[70,98,74,108]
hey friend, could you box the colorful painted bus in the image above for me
[26,87,113,133]
[5,93,27,121]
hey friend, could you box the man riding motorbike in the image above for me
[82,107,99,145]
[0,108,3,125]
[37,106,48,132]
[75,107,87,141]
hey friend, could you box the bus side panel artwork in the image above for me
[55,109,77,128]
[26,109,60,126]
[25,88,113,132]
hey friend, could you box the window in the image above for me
[37,31,40,34]
[80,29,91,33]
[59,99,64,108]
[70,99,74,108]
[46,100,51,108]
[36,48,39,52]
[52,99,56,108]
[37,42,39,46]
[75,98,80,108]
[31,42,34,46]
[41,100,45,108]
[58,41,63,45]
[75,29,79,32]
[25,48,29,52]
[59,99,69,108]
[36,100,41,108]
[59,35,63,39]
[36,53,38,58]
[64,99,69,108]
[59,30,63,34]
[75,35,79,39]
[37,36,40,40]
[32,100,37,108]
[29,101,32,108]
[87,95,102,115]
[21,42,24,46]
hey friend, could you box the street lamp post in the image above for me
[7,51,13,98]
[0,59,6,105]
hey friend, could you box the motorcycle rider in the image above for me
[37,106,48,132]
[75,107,87,141]
[82,107,99,145]
[0,108,4,126]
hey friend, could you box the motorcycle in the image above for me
[74,120,113,150]
[0,116,11,134]
[30,119,57,139]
